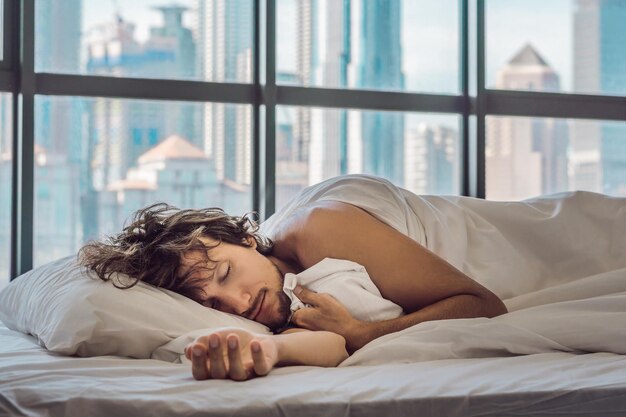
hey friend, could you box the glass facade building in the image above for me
[0,0,625,289]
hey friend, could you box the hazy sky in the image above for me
[83,0,575,91]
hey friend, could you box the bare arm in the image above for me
[293,286,504,352]
[185,327,348,381]
[276,328,348,366]
[289,201,508,352]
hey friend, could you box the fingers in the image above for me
[226,334,250,381]
[187,334,227,380]
[186,332,263,381]
[251,340,272,376]
[294,285,319,305]
[208,334,227,379]
[290,308,314,329]
[190,341,210,381]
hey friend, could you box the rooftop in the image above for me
[138,134,208,164]
[508,43,550,67]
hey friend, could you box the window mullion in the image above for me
[474,0,486,198]
[12,0,35,278]
[460,0,470,196]
[259,0,276,220]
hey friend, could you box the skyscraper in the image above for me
[0,95,12,281]
[309,0,348,184]
[405,124,458,195]
[33,0,85,263]
[197,0,252,187]
[572,0,626,196]
[355,0,404,185]
[487,44,568,200]
[87,7,198,191]
[86,7,202,237]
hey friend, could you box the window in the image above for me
[277,0,460,94]
[486,116,626,200]
[0,92,10,290]
[35,0,253,83]
[487,0,626,96]
[276,106,460,209]
[4,1,626,279]
[32,96,252,267]
[0,0,4,60]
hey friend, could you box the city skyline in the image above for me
[1,0,625,291]
[82,0,574,92]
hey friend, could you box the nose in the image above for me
[215,286,252,317]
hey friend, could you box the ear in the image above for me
[246,235,258,249]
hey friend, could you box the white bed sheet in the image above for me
[2,323,626,417]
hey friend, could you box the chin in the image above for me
[264,290,291,332]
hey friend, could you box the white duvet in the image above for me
[160,175,626,365]
[344,267,626,366]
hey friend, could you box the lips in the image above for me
[251,290,266,322]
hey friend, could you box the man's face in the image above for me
[179,236,291,331]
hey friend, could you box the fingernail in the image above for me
[251,342,260,353]
[228,338,237,349]
[294,285,302,295]
[209,335,219,348]
[193,346,203,357]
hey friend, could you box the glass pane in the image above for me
[276,0,459,94]
[487,0,626,96]
[0,0,4,60]
[486,116,626,200]
[0,93,11,290]
[33,96,252,267]
[276,106,461,210]
[35,0,253,83]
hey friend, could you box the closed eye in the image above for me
[221,264,231,284]
[203,298,217,309]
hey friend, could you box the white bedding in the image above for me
[2,175,626,416]
[344,267,626,367]
[2,322,626,417]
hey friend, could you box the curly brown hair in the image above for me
[78,203,273,303]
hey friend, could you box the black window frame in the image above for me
[1,0,625,279]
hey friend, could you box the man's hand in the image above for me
[290,286,369,352]
[184,328,278,381]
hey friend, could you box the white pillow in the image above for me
[0,256,269,359]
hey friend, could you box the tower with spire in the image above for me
[487,43,568,200]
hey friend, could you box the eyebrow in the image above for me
[185,258,218,282]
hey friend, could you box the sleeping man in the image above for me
[80,174,624,381]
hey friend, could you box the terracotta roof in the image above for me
[107,179,157,191]
[138,135,208,164]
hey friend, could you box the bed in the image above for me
[2,321,626,416]
[2,175,626,416]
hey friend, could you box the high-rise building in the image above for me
[279,0,405,201]
[197,0,252,187]
[86,7,202,235]
[295,0,316,166]
[276,98,309,209]
[309,0,348,184]
[33,0,85,262]
[572,0,626,196]
[35,0,83,158]
[354,0,404,185]
[405,124,458,195]
[87,7,198,191]
[487,44,568,200]
[0,98,12,280]
[307,0,404,185]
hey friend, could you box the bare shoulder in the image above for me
[291,200,394,267]
[289,200,495,312]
